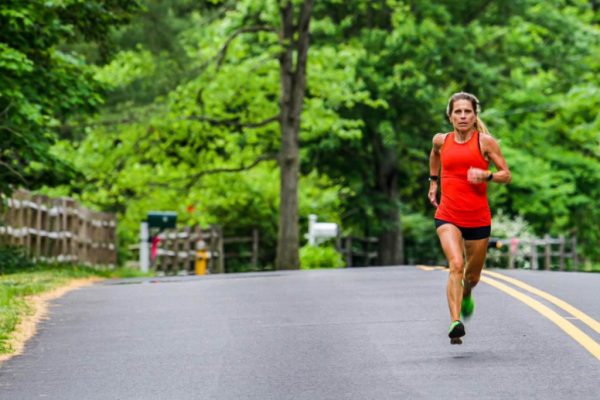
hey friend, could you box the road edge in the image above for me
[0,278,102,366]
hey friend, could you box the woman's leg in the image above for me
[462,238,490,297]
[436,224,464,322]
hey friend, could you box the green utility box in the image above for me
[147,211,177,229]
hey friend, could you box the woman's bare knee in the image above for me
[448,257,464,275]
[464,275,480,288]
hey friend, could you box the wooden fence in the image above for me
[0,189,117,267]
[487,235,578,270]
[223,229,260,271]
[337,236,379,267]
[142,226,260,275]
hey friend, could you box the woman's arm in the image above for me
[428,134,445,207]
[467,134,512,184]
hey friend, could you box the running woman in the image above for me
[428,92,511,344]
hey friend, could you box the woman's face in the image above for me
[448,99,476,132]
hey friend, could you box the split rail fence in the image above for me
[135,226,260,275]
[0,189,117,267]
[337,236,379,267]
[487,235,578,270]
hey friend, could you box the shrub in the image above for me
[300,245,345,269]
[0,245,34,275]
[488,210,536,269]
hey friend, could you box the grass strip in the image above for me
[0,264,149,355]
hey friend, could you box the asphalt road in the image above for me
[0,266,598,399]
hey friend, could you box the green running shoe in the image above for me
[448,320,465,344]
[461,295,475,320]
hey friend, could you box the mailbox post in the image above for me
[139,221,150,273]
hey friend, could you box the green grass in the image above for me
[0,264,150,354]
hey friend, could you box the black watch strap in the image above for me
[429,175,439,182]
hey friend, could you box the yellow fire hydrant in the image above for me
[195,250,209,275]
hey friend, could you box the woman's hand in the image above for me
[428,183,439,208]
[467,167,491,184]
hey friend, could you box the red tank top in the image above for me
[435,131,491,227]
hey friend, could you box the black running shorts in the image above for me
[434,218,491,241]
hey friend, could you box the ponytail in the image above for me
[476,116,489,134]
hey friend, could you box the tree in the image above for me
[304,0,600,264]
[0,0,141,196]
[51,0,600,266]
[64,0,317,270]
[275,0,313,269]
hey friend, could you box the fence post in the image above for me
[508,238,517,269]
[61,198,69,263]
[165,230,174,275]
[24,194,32,257]
[182,226,191,273]
[42,197,52,259]
[209,225,225,274]
[543,234,551,270]
[217,226,225,273]
[71,202,80,264]
[173,228,181,274]
[571,234,578,268]
[16,191,26,247]
[345,237,353,267]
[530,239,539,270]
[207,227,215,273]
[34,195,43,257]
[558,235,565,271]
[251,228,259,268]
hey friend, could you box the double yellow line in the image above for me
[417,266,600,361]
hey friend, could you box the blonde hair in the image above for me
[476,116,489,134]
[446,92,489,134]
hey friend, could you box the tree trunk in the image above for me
[377,204,404,265]
[275,0,313,270]
[374,141,404,266]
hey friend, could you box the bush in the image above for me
[300,245,345,269]
[0,245,34,274]
[488,210,536,269]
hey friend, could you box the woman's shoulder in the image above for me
[433,132,452,146]
[479,131,499,148]
[479,132,504,158]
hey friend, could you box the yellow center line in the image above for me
[480,275,600,361]
[483,270,600,335]
[416,265,435,271]
[415,265,600,360]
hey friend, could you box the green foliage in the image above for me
[402,211,443,265]
[38,0,600,268]
[306,0,600,263]
[300,245,345,269]
[0,245,34,275]
[0,0,141,196]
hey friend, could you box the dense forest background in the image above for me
[2,0,599,270]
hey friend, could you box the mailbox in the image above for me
[308,214,338,245]
[147,211,177,229]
